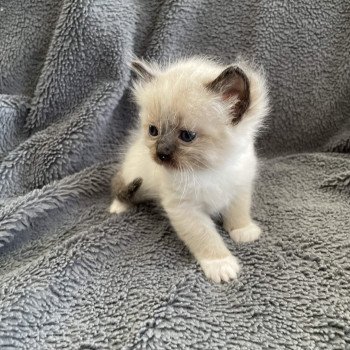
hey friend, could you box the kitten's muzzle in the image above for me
[156,142,175,162]
[157,152,172,162]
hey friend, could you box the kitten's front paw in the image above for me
[229,222,261,243]
[109,199,128,214]
[199,255,240,283]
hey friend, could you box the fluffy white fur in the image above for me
[110,57,269,283]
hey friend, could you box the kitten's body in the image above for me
[118,132,256,215]
[110,57,269,283]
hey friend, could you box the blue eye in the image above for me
[149,125,158,137]
[179,130,196,142]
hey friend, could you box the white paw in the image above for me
[199,255,240,283]
[229,222,261,243]
[109,199,128,214]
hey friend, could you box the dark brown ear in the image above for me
[206,66,250,123]
[131,60,155,82]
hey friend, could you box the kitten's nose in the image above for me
[157,151,172,162]
[156,142,175,162]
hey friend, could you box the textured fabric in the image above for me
[0,0,349,349]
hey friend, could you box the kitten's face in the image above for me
[132,59,251,171]
[139,85,232,171]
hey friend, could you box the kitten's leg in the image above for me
[109,171,143,214]
[223,189,261,243]
[164,204,240,283]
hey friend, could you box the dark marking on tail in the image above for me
[111,172,143,204]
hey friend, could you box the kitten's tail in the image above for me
[234,59,270,135]
[112,173,143,204]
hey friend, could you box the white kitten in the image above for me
[110,57,269,283]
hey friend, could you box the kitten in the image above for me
[110,57,269,283]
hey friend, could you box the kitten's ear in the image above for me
[206,66,250,123]
[131,59,155,82]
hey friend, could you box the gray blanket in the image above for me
[1,1,349,349]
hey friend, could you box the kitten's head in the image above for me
[131,57,269,171]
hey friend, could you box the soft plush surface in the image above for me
[0,1,349,349]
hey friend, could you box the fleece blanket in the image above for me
[0,0,349,349]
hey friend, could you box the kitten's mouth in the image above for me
[152,155,178,169]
